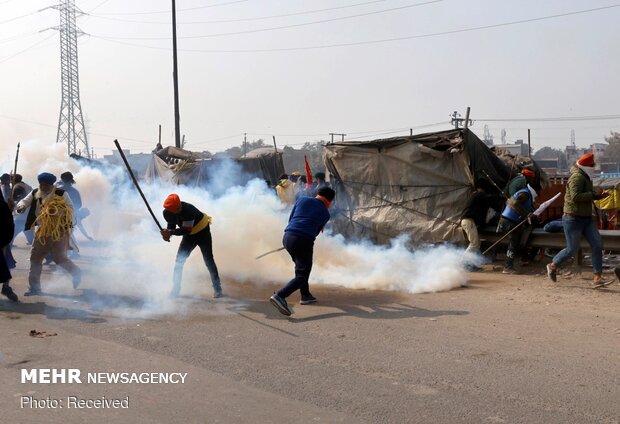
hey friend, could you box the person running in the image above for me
[270,186,336,316]
[161,194,222,298]
[15,172,80,296]
[546,153,611,287]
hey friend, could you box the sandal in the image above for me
[592,278,613,289]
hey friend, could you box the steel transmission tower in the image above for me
[53,0,90,158]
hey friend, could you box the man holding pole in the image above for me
[269,186,336,316]
[161,194,222,299]
[497,184,539,274]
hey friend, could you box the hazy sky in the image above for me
[1,0,619,160]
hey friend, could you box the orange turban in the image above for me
[520,169,535,179]
[163,194,181,211]
[577,152,595,167]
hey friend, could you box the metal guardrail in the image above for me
[480,228,620,252]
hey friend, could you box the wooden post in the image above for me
[272,135,278,152]
[171,0,181,148]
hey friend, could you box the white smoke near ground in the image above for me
[8,140,477,319]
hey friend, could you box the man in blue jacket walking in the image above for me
[270,186,336,316]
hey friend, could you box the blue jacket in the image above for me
[285,197,330,239]
[501,188,534,223]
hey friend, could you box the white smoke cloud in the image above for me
[9,140,474,318]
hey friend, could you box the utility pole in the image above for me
[330,133,346,143]
[450,109,472,129]
[463,107,471,129]
[52,0,90,158]
[171,0,181,149]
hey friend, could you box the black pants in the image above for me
[1,247,12,284]
[173,227,221,291]
[497,217,527,268]
[277,232,314,299]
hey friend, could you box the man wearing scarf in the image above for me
[270,186,336,316]
[497,183,539,274]
[161,194,222,298]
[546,153,610,287]
[15,172,80,296]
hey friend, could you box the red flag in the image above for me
[304,155,313,189]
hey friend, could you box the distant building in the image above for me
[494,139,530,157]
[536,158,560,176]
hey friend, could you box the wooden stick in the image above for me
[482,219,528,255]
[256,247,285,260]
[114,139,166,234]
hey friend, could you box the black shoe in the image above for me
[1,285,18,302]
[213,289,223,298]
[546,263,557,283]
[300,295,317,305]
[24,288,42,296]
[270,293,292,316]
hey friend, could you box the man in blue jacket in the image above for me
[270,186,336,316]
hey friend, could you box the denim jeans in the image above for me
[552,215,603,273]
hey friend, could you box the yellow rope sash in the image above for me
[34,196,73,243]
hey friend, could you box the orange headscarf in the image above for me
[163,194,181,211]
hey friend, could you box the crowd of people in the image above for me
[1,155,616,316]
[1,171,89,302]
[460,152,617,288]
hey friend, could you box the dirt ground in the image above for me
[1,241,619,424]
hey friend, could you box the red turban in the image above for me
[163,194,181,211]
[577,153,595,167]
[520,169,535,179]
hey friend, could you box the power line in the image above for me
[91,3,620,53]
[87,0,114,13]
[96,0,248,16]
[87,0,393,25]
[476,114,620,122]
[97,0,442,40]
[0,9,41,25]
[0,34,55,64]
[0,30,39,44]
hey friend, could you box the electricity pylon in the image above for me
[52,0,90,158]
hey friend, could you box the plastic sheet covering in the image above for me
[323,129,512,245]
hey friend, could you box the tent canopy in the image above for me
[146,146,285,189]
[323,128,512,245]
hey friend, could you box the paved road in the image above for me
[1,244,619,423]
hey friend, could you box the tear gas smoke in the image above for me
[7,140,475,318]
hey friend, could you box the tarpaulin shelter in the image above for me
[323,128,513,245]
[145,146,285,187]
